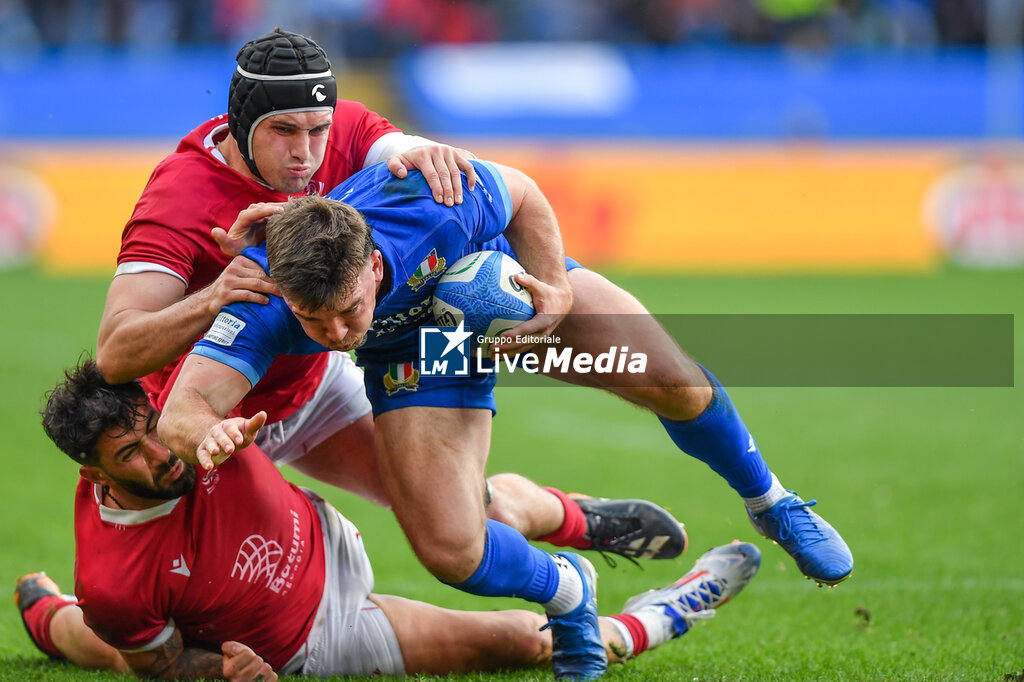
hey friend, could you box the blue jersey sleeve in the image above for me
[190,247,327,387]
[455,159,513,244]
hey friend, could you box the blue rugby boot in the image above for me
[622,542,760,638]
[749,492,853,586]
[542,552,607,681]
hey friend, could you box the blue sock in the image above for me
[659,366,772,498]
[450,519,559,603]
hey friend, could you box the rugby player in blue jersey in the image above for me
[159,160,853,680]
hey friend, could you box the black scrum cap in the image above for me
[228,29,337,182]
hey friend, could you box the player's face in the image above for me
[250,111,333,194]
[94,406,196,503]
[287,250,383,352]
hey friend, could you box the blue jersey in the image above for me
[191,159,513,388]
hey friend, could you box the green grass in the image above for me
[1,265,1022,681]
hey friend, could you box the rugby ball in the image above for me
[432,251,535,342]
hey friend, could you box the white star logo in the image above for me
[440,321,473,357]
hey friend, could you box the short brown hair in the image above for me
[265,195,374,311]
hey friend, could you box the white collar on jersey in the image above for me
[204,123,230,165]
[204,122,276,191]
[93,483,182,525]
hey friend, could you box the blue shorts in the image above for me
[362,359,499,417]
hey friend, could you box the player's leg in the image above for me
[487,473,687,560]
[370,594,550,673]
[373,404,606,680]
[545,268,853,585]
[15,573,127,672]
[287,413,389,504]
[371,542,761,673]
[270,353,685,560]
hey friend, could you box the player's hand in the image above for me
[204,255,279,316]
[221,641,277,682]
[213,202,286,256]
[387,144,477,207]
[196,412,268,471]
[490,273,573,357]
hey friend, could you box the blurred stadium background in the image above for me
[1,1,1022,680]
[4,0,1024,272]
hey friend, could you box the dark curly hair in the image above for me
[41,358,148,466]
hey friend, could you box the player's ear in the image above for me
[371,249,384,282]
[79,465,108,487]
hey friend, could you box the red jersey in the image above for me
[73,446,326,669]
[117,102,399,419]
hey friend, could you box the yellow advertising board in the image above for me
[4,142,954,273]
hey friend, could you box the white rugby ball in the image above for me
[432,250,535,341]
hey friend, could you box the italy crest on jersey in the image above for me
[407,249,446,291]
[383,362,420,395]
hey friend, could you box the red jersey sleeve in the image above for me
[316,101,402,188]
[117,151,234,288]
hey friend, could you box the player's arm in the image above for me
[158,354,265,470]
[488,162,574,355]
[120,626,276,681]
[96,259,277,384]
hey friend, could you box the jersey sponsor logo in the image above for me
[204,312,246,346]
[233,534,283,587]
[170,554,191,577]
[383,362,419,394]
[269,509,306,596]
[200,468,220,494]
[230,513,306,596]
[407,249,446,291]
[370,294,433,339]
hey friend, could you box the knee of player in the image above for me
[642,381,713,421]
[410,535,483,583]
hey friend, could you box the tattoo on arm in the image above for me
[123,628,224,680]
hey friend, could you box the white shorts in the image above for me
[295,492,405,677]
[254,351,372,465]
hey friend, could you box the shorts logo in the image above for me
[407,249,446,291]
[383,362,420,394]
[419,322,472,377]
[204,312,245,346]
[232,535,283,587]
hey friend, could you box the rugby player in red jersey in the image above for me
[16,359,759,681]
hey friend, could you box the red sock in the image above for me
[535,487,590,549]
[608,614,650,656]
[21,594,75,659]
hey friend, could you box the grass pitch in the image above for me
[0,265,1021,681]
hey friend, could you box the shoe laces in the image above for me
[541,614,593,641]
[769,497,826,546]
[594,549,641,571]
[661,600,717,637]
[585,512,644,549]
[648,573,724,636]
